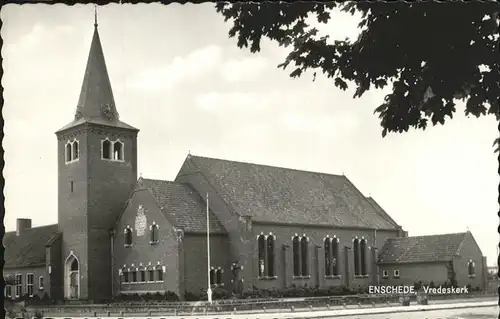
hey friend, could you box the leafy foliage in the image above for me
[216,2,500,150]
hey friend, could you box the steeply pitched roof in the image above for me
[56,23,137,133]
[366,197,400,228]
[141,178,226,234]
[182,155,399,230]
[378,232,467,264]
[3,224,61,269]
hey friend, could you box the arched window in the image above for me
[300,236,309,276]
[257,235,266,277]
[324,238,332,276]
[156,266,164,282]
[360,239,367,276]
[150,223,159,244]
[353,238,360,276]
[65,143,72,163]
[113,140,124,161]
[332,237,340,276]
[130,269,137,283]
[292,236,301,277]
[147,267,154,282]
[122,269,129,283]
[72,141,79,160]
[124,228,132,247]
[70,259,79,271]
[209,268,215,286]
[216,268,223,285]
[138,267,146,283]
[468,260,476,277]
[267,235,275,277]
[102,139,112,160]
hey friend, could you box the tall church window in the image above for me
[468,260,476,277]
[38,276,44,291]
[332,237,340,276]
[5,285,12,299]
[267,235,275,277]
[353,238,360,276]
[102,139,112,160]
[113,140,124,161]
[257,235,266,277]
[150,223,159,244]
[300,236,309,276]
[324,238,332,276]
[72,141,79,160]
[65,142,72,163]
[27,273,34,297]
[124,227,133,247]
[360,239,368,276]
[292,235,301,277]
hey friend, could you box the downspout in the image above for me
[110,229,116,298]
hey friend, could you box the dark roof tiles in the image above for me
[186,155,400,230]
[4,224,61,269]
[378,232,467,264]
[141,178,226,234]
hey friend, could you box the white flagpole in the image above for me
[207,193,213,304]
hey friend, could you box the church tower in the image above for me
[55,16,139,301]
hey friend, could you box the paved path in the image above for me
[39,299,498,319]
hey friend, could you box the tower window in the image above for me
[102,139,112,160]
[70,181,74,193]
[124,227,133,247]
[72,141,79,160]
[113,140,124,161]
[150,223,159,244]
[65,143,72,163]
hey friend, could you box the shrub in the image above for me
[184,291,201,301]
[165,290,179,302]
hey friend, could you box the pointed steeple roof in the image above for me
[57,17,137,133]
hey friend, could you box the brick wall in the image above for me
[379,262,448,286]
[453,232,486,289]
[113,187,180,298]
[182,233,231,295]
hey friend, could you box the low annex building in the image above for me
[4,20,487,302]
[378,232,488,290]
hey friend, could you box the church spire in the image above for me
[73,11,119,123]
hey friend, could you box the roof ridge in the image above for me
[389,232,467,240]
[190,155,345,179]
[142,178,176,184]
[5,223,58,234]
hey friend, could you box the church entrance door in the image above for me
[65,253,80,299]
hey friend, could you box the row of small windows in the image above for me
[382,269,400,279]
[65,140,79,163]
[5,274,44,298]
[382,260,476,280]
[209,267,224,286]
[124,224,159,247]
[120,266,164,284]
[102,139,124,161]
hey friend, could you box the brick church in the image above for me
[4,20,488,302]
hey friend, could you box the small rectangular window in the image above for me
[382,270,389,278]
[393,269,400,278]
[38,276,44,291]
[6,285,12,298]
[15,274,22,297]
[27,273,34,297]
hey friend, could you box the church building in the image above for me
[3,19,487,302]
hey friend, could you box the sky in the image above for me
[2,4,498,265]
